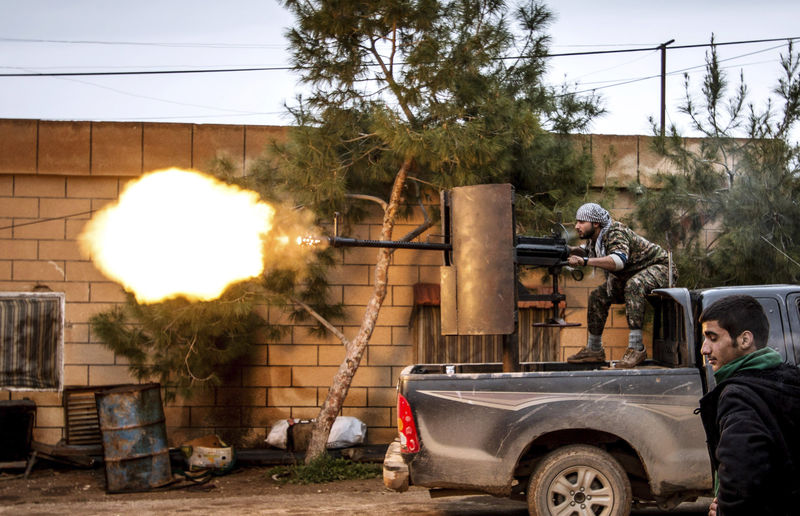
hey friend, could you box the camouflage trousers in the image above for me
[587,264,674,335]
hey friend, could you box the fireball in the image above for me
[79,168,276,303]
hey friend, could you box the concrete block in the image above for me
[191,406,242,427]
[292,366,337,387]
[39,197,91,219]
[391,285,414,306]
[242,366,291,387]
[38,240,83,261]
[391,326,412,346]
[12,218,64,240]
[65,301,112,324]
[63,365,88,385]
[65,322,89,343]
[341,407,390,427]
[268,387,318,407]
[0,175,11,195]
[192,124,245,175]
[0,239,36,259]
[367,427,398,445]
[143,123,192,171]
[67,176,119,199]
[343,387,367,407]
[0,262,11,280]
[318,345,344,366]
[89,282,127,303]
[0,119,37,174]
[15,175,67,197]
[351,366,392,387]
[243,406,289,427]
[32,428,62,445]
[216,387,267,407]
[0,197,37,218]
[38,121,91,175]
[13,260,66,281]
[367,387,397,407]
[87,364,137,385]
[375,306,413,327]
[268,344,317,365]
[367,345,412,366]
[65,261,107,282]
[64,343,115,365]
[91,122,142,176]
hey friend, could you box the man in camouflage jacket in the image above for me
[566,203,674,368]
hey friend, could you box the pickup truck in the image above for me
[383,285,800,515]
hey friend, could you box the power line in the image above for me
[1,36,798,78]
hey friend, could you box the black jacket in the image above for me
[698,364,800,516]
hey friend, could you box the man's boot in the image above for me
[616,347,646,368]
[567,347,606,364]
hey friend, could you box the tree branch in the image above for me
[291,297,350,346]
[346,193,388,211]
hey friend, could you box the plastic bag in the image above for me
[265,416,366,449]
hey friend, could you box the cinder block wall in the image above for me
[0,119,677,447]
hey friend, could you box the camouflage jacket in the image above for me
[585,221,669,276]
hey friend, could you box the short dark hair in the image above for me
[699,294,770,349]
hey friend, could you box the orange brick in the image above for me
[13,260,66,281]
[91,122,142,176]
[13,219,65,239]
[89,282,127,303]
[191,406,242,427]
[373,265,419,285]
[268,344,317,365]
[0,176,11,195]
[0,119,37,174]
[192,124,245,175]
[367,345,412,366]
[15,175,67,198]
[65,302,112,324]
[368,387,397,407]
[327,264,370,285]
[11,391,61,406]
[375,306,413,327]
[343,387,367,407]
[352,366,393,388]
[243,406,289,427]
[64,343,115,365]
[391,326,412,346]
[318,345,345,366]
[242,366,291,387]
[268,387,317,406]
[217,387,267,407]
[65,218,90,240]
[291,407,320,419]
[38,240,83,261]
[343,285,388,306]
[0,263,12,280]
[0,239,36,259]
[65,322,90,344]
[39,198,91,219]
[65,261,108,282]
[67,176,119,199]
[292,366,337,387]
[418,265,440,283]
[0,197,37,218]
[39,121,91,175]
[143,123,193,171]
[63,365,88,385]
[391,285,414,306]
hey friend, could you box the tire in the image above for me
[527,444,632,516]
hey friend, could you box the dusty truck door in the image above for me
[785,292,800,365]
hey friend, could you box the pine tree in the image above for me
[270,0,603,462]
[633,38,800,287]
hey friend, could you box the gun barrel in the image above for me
[329,236,451,251]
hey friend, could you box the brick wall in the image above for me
[0,118,678,448]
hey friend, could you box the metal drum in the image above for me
[95,383,172,492]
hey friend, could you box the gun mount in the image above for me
[329,183,583,372]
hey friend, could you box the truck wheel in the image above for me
[527,444,632,516]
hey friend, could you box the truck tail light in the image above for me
[397,393,420,453]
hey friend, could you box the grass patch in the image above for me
[267,453,382,484]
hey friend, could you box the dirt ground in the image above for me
[0,460,712,515]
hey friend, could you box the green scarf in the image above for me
[711,346,783,495]
[714,346,783,383]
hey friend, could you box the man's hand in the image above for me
[708,497,717,516]
[567,255,586,267]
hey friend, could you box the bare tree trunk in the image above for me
[305,157,412,463]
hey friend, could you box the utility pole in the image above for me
[660,39,675,138]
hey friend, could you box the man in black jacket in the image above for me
[698,294,800,516]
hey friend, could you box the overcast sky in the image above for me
[2,0,799,139]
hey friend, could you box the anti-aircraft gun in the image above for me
[329,183,582,372]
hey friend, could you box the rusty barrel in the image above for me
[95,383,172,493]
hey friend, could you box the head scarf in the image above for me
[575,203,611,225]
[576,203,613,256]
